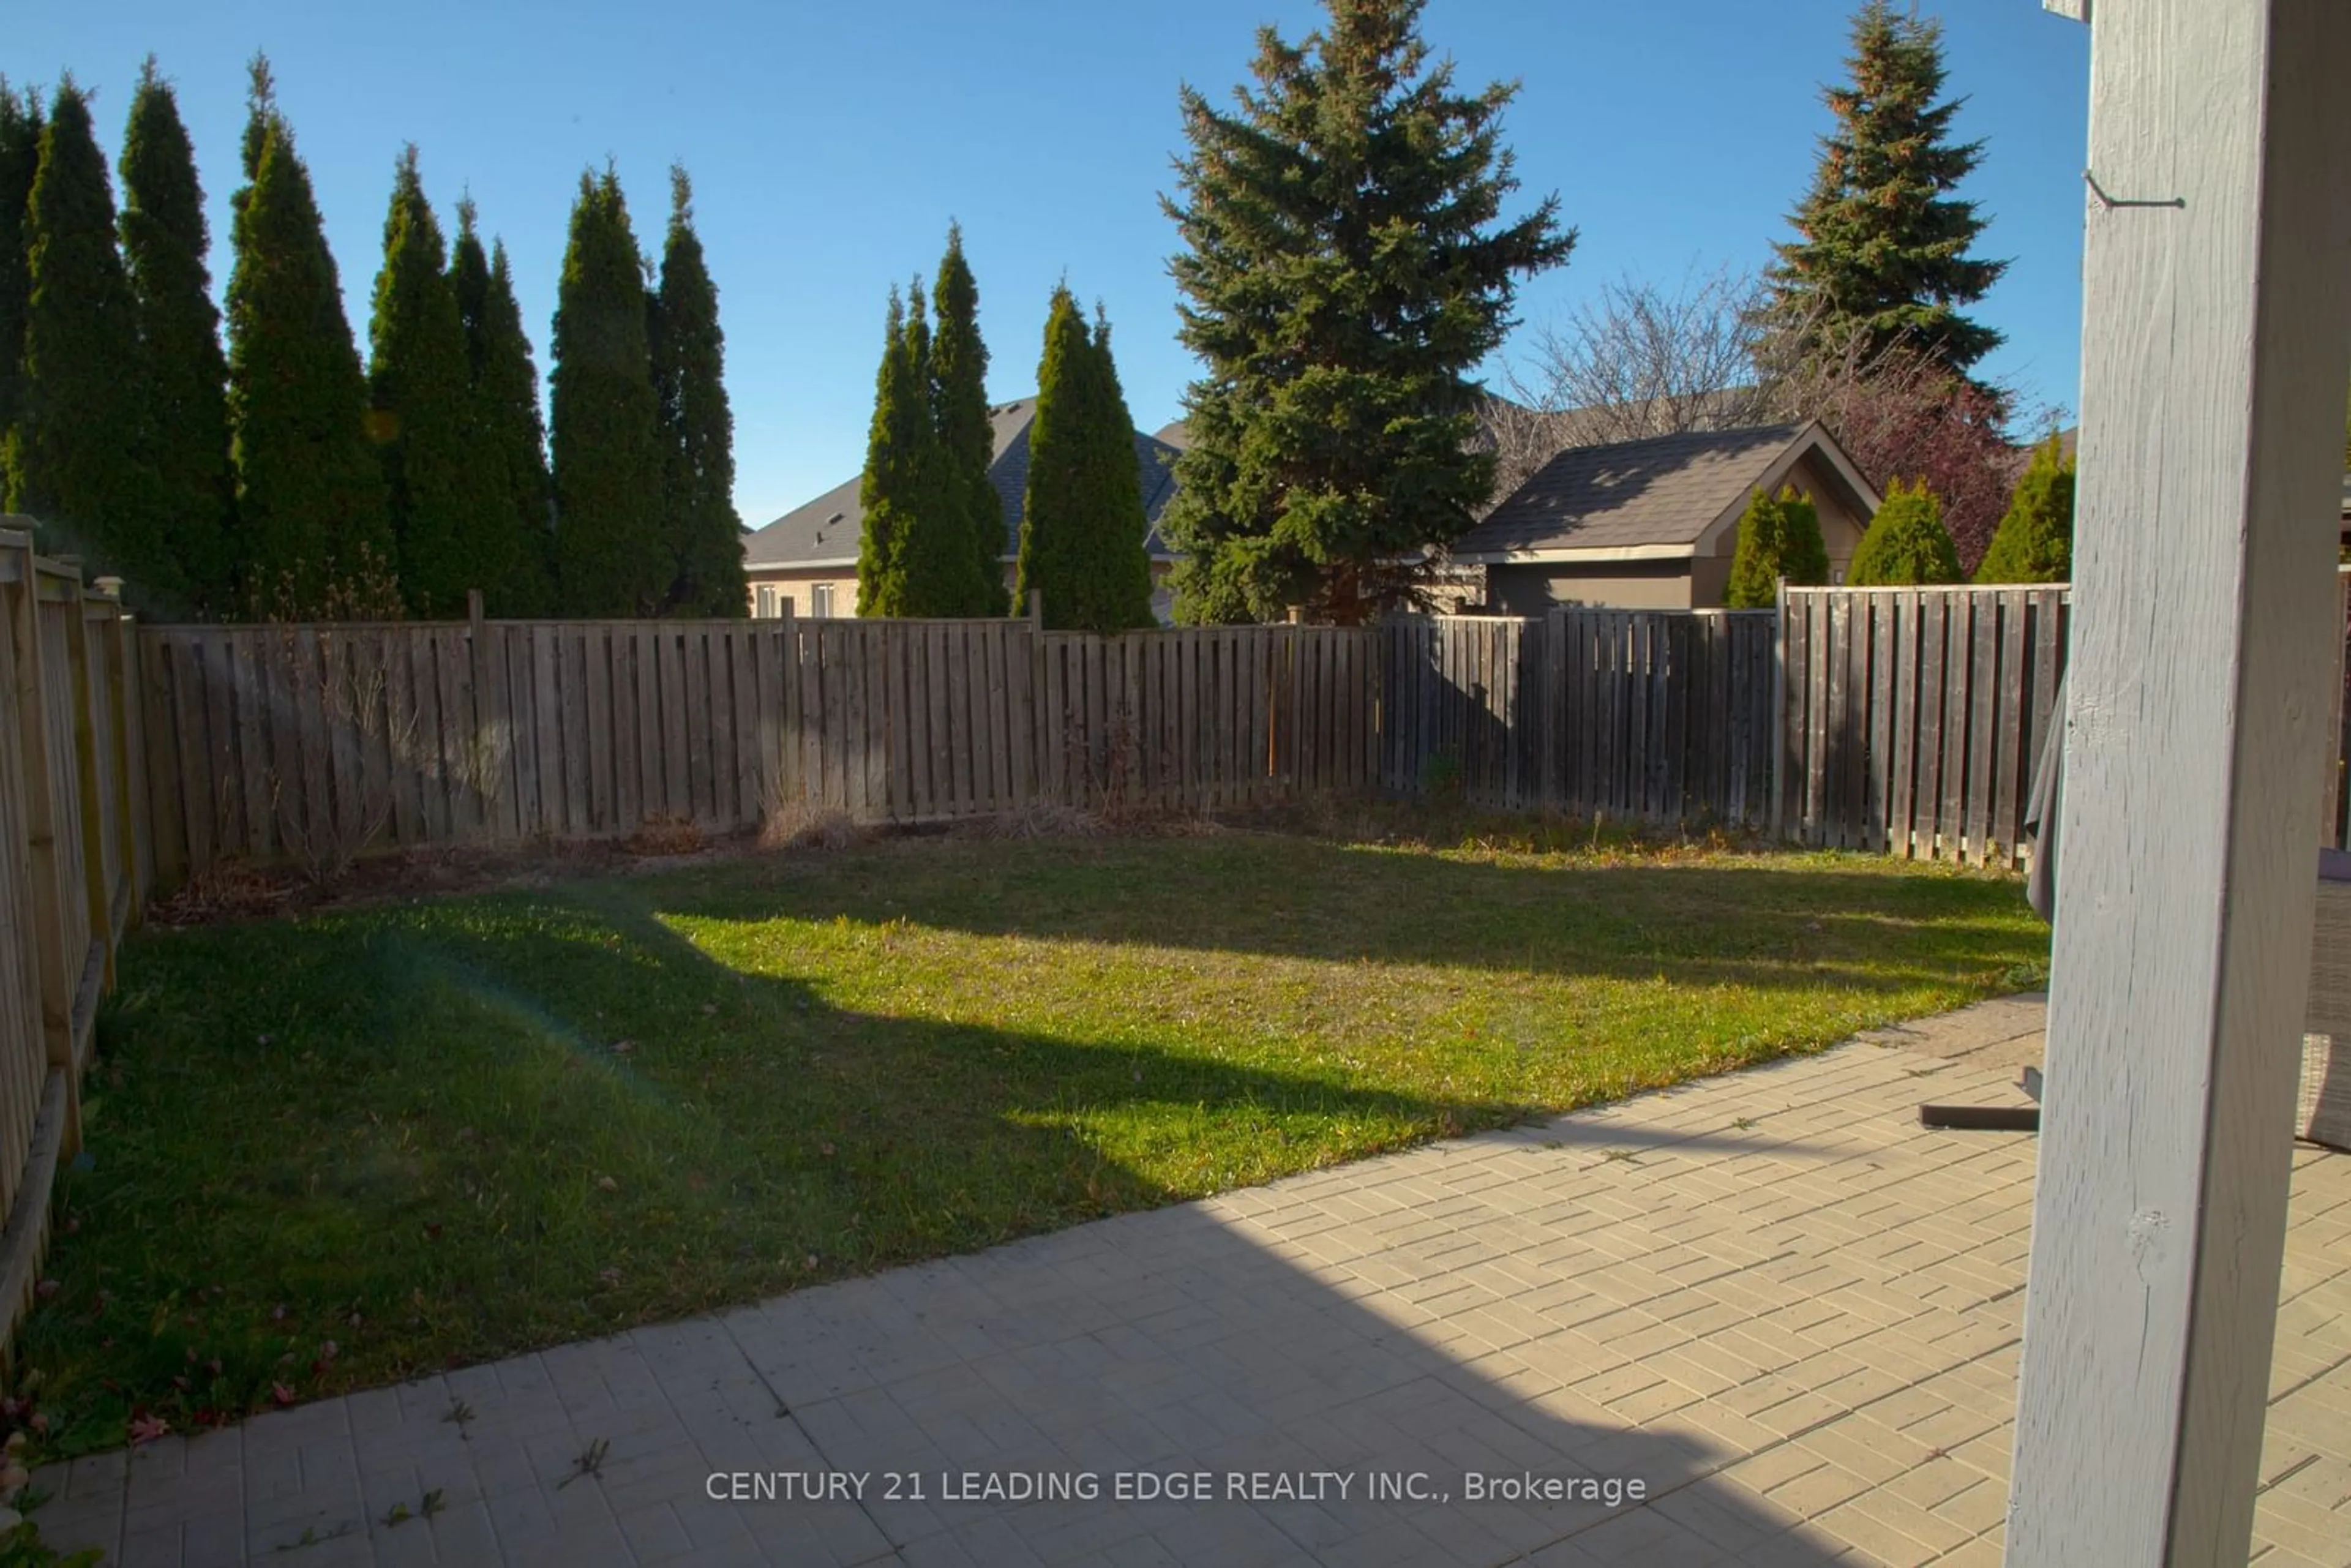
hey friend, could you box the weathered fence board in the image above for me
[0,525,148,1364]
[1777,585,2071,868]
[1381,609,1776,824]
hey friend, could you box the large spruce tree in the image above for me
[1162,0,1570,624]
[450,201,552,614]
[549,167,666,615]
[227,58,393,615]
[1769,1,2007,378]
[1016,288,1155,633]
[649,165,746,617]
[369,146,505,618]
[931,225,1005,614]
[120,58,233,616]
[0,82,43,514]
[12,80,170,593]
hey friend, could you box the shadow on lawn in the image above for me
[653,831,2043,996]
[35,880,1866,1565]
[17,877,1528,1457]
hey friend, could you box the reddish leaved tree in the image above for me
[1777,339,2031,575]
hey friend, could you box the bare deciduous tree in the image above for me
[1503,266,1782,450]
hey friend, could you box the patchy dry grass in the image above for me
[10,825,2044,1458]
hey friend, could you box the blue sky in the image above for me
[15,1,2090,528]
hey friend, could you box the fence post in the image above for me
[95,586,144,925]
[1542,607,1565,808]
[59,566,113,992]
[1769,577,1789,839]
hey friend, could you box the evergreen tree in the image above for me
[1847,476,1962,585]
[1723,486,1830,608]
[1974,434,2075,583]
[12,80,171,595]
[369,146,506,617]
[548,166,666,615]
[450,203,552,614]
[0,82,43,512]
[650,165,746,617]
[1162,0,1571,624]
[853,287,936,616]
[227,58,392,615]
[1769,1,2008,378]
[886,286,974,615]
[1016,288,1156,633]
[120,58,233,616]
[931,224,1005,614]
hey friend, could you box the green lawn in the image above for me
[9,822,2046,1457]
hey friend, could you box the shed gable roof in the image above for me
[1449,421,1877,563]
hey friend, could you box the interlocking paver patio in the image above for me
[28,996,2351,1564]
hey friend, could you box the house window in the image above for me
[811,583,836,618]
[1831,566,1848,586]
[756,585,777,618]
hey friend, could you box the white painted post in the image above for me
[2008,2,2351,1564]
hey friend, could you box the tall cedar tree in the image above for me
[369,147,506,617]
[650,166,746,616]
[13,80,171,596]
[1973,434,2075,583]
[1723,486,1830,608]
[888,287,975,615]
[1770,1,2007,378]
[227,59,393,615]
[854,287,933,615]
[1016,289,1156,633]
[549,168,666,615]
[450,202,553,613]
[1162,0,1571,625]
[930,225,1007,613]
[120,58,233,615]
[1847,476,1962,585]
[0,83,45,517]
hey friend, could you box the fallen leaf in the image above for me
[128,1414,170,1446]
[597,1267,623,1288]
[611,1040,634,1055]
[819,1142,836,1158]
[271,1383,295,1408]
[597,1176,619,1193]
[699,1003,717,1016]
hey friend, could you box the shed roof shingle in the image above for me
[1451,422,1845,560]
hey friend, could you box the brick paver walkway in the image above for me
[29,1000,2351,1566]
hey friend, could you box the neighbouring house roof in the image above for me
[1448,421,1881,566]
[743,398,1183,571]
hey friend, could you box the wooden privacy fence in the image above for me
[1776,585,2069,867]
[1379,610,1777,825]
[139,608,1383,881]
[0,525,149,1360]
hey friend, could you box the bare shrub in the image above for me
[629,813,707,857]
[990,801,1105,839]
[757,793,860,852]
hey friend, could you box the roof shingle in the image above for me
[1450,423,1815,560]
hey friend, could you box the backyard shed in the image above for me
[1448,421,1880,613]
